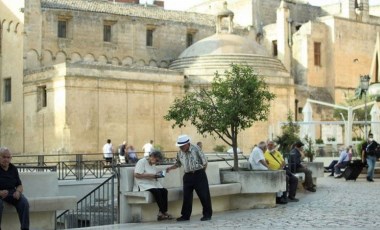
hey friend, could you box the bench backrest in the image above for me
[19,172,59,197]
[120,163,221,192]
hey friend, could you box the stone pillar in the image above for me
[340,0,356,20]
[359,0,370,23]
[276,0,291,71]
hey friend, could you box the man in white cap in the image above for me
[166,134,212,222]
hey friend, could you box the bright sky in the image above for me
[165,0,379,11]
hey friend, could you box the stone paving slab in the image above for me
[72,173,380,230]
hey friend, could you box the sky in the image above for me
[165,0,379,11]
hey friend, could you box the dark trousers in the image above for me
[296,167,314,188]
[0,193,30,230]
[334,161,349,175]
[285,170,298,198]
[181,169,212,219]
[147,188,168,214]
[326,160,338,175]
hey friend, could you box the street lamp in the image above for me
[360,74,371,138]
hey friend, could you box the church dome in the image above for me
[169,2,289,78]
[177,33,268,58]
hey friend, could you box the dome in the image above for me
[178,33,268,58]
[169,2,289,79]
[170,33,288,76]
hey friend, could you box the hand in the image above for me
[0,190,9,199]
[13,190,21,200]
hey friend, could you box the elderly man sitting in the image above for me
[334,146,353,178]
[0,147,30,230]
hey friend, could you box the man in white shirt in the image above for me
[249,141,269,170]
[103,139,113,165]
[142,140,154,157]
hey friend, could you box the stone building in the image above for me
[1,0,380,154]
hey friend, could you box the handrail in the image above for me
[56,174,116,229]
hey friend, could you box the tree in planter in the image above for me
[164,64,276,171]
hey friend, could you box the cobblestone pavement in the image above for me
[74,174,380,230]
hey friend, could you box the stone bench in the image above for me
[239,161,324,190]
[2,172,76,230]
[120,162,285,223]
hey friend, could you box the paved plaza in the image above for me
[73,173,380,230]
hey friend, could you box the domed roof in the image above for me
[169,2,289,78]
[178,33,269,59]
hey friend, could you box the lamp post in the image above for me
[360,75,371,138]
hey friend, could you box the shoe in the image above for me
[276,197,288,204]
[306,187,316,192]
[328,174,334,177]
[334,174,342,178]
[288,197,299,202]
[176,216,190,221]
[157,215,168,221]
[200,216,211,221]
[367,177,374,182]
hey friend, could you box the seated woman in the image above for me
[134,150,172,221]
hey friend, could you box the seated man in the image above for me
[134,150,172,221]
[127,145,138,163]
[264,141,299,204]
[0,147,30,230]
[334,146,353,178]
[289,141,316,192]
[248,141,269,170]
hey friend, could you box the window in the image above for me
[186,33,193,47]
[146,29,154,46]
[272,40,278,57]
[37,86,47,110]
[4,78,11,102]
[103,25,112,42]
[314,42,321,66]
[58,20,67,38]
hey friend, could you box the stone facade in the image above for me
[1,0,380,154]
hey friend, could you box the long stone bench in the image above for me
[119,162,286,223]
[2,172,76,230]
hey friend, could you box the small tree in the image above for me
[164,64,276,171]
[275,112,300,158]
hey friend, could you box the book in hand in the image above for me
[156,171,166,178]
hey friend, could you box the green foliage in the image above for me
[315,138,324,144]
[154,144,164,151]
[275,112,300,157]
[164,64,276,170]
[356,140,367,159]
[213,145,227,152]
[303,135,315,162]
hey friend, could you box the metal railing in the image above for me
[11,152,146,180]
[56,173,116,229]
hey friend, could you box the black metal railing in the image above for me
[56,174,116,229]
[12,151,248,180]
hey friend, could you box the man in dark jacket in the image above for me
[362,133,378,182]
[289,141,316,192]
